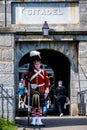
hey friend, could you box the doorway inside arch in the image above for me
[18,49,70,116]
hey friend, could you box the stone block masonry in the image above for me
[0,32,15,121]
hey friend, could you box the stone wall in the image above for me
[79,1,87,27]
[0,31,15,121]
[79,42,87,91]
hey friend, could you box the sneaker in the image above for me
[60,113,63,117]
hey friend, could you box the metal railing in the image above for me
[0,84,15,121]
[78,90,87,116]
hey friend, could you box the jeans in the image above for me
[56,96,66,114]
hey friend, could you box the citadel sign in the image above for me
[12,2,79,24]
[22,8,63,15]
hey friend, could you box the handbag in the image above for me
[66,97,70,104]
[64,97,70,109]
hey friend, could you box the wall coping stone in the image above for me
[1,27,87,35]
[0,27,16,33]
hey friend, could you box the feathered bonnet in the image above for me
[30,50,41,62]
[29,50,41,71]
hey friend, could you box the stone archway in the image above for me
[15,41,78,116]
[18,49,71,115]
[19,49,70,96]
[16,41,77,71]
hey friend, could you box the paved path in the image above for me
[16,116,87,130]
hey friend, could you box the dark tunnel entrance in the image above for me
[18,49,70,116]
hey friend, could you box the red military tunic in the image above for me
[26,69,50,94]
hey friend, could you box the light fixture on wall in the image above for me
[42,21,49,36]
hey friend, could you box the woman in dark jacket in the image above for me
[55,81,66,117]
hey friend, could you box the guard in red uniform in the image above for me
[26,50,50,126]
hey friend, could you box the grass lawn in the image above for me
[0,118,18,130]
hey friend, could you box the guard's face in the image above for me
[34,60,41,70]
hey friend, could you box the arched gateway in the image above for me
[1,0,87,122]
[15,41,78,116]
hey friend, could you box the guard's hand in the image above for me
[44,93,48,99]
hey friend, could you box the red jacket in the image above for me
[25,69,50,94]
